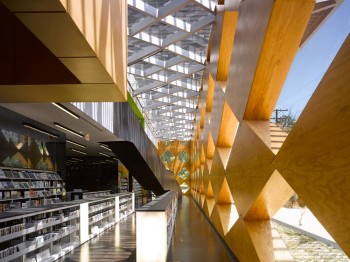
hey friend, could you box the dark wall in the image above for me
[65,157,118,193]
[0,106,66,176]
[113,102,181,194]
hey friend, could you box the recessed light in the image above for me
[54,122,83,138]
[71,148,87,155]
[99,152,110,157]
[51,103,80,119]
[66,139,86,148]
[23,123,58,138]
[100,144,112,151]
[71,157,84,162]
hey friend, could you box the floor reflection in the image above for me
[59,215,136,262]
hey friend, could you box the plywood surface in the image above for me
[274,34,350,256]
[226,121,275,218]
[244,0,315,120]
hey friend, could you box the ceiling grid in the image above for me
[127,0,217,140]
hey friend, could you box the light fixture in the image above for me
[71,157,84,162]
[99,144,112,151]
[54,122,83,137]
[51,103,80,119]
[66,139,86,148]
[23,123,58,138]
[70,148,87,155]
[99,152,110,157]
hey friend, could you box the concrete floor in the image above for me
[59,196,234,261]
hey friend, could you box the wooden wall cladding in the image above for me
[157,141,192,194]
[209,150,226,203]
[186,0,350,261]
[216,11,238,82]
[210,82,226,145]
[226,121,275,218]
[206,74,215,113]
[273,34,350,256]
[243,0,315,120]
[217,102,238,148]
[225,0,275,122]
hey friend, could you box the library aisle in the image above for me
[167,196,234,261]
[60,196,234,261]
[60,215,136,262]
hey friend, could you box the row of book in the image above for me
[0,198,49,212]
[0,223,25,237]
[42,198,61,206]
[82,191,111,199]
[89,201,113,213]
[0,181,62,190]
[0,169,61,180]
[0,243,22,259]
[0,189,62,200]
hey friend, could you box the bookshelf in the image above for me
[132,178,142,199]
[0,192,134,261]
[0,167,63,212]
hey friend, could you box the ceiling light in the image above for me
[99,152,110,157]
[51,103,80,119]
[100,144,112,151]
[23,123,58,138]
[71,157,84,162]
[67,139,86,148]
[54,122,83,137]
[70,148,87,155]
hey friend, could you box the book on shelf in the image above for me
[24,191,30,198]
[3,192,10,199]
[28,172,35,179]
[11,191,21,199]
[0,169,5,178]
[29,190,35,198]
[22,172,30,179]
[12,171,21,179]
[4,170,13,178]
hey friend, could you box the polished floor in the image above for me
[59,196,234,261]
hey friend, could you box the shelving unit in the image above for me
[0,203,80,262]
[117,193,134,222]
[0,167,63,212]
[136,191,178,262]
[82,190,111,199]
[87,198,115,238]
[119,178,128,193]
[132,178,142,199]
[0,192,134,261]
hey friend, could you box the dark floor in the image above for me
[59,196,234,262]
[167,196,234,262]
